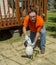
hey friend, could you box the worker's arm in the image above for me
[23,26,31,45]
[31,26,42,46]
[23,16,29,35]
[33,16,44,44]
[23,26,27,36]
[31,32,40,47]
[34,32,40,44]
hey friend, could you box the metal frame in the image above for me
[0,0,47,29]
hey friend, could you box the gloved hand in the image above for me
[25,35,32,45]
[31,42,35,48]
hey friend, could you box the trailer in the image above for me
[0,0,47,31]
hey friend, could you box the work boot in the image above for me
[41,48,45,54]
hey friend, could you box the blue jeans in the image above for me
[30,26,46,49]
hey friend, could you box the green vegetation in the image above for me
[45,11,56,38]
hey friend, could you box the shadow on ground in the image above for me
[0,30,12,41]
[46,26,56,32]
[50,33,56,38]
[51,10,56,12]
[48,17,56,22]
[46,26,56,38]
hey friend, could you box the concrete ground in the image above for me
[0,35,56,65]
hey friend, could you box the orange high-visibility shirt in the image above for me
[23,15,44,32]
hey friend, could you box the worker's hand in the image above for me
[25,35,31,45]
[31,42,35,48]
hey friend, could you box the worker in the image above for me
[23,9,46,54]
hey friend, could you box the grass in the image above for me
[45,11,56,38]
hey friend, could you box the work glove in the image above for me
[31,42,35,48]
[25,35,32,45]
